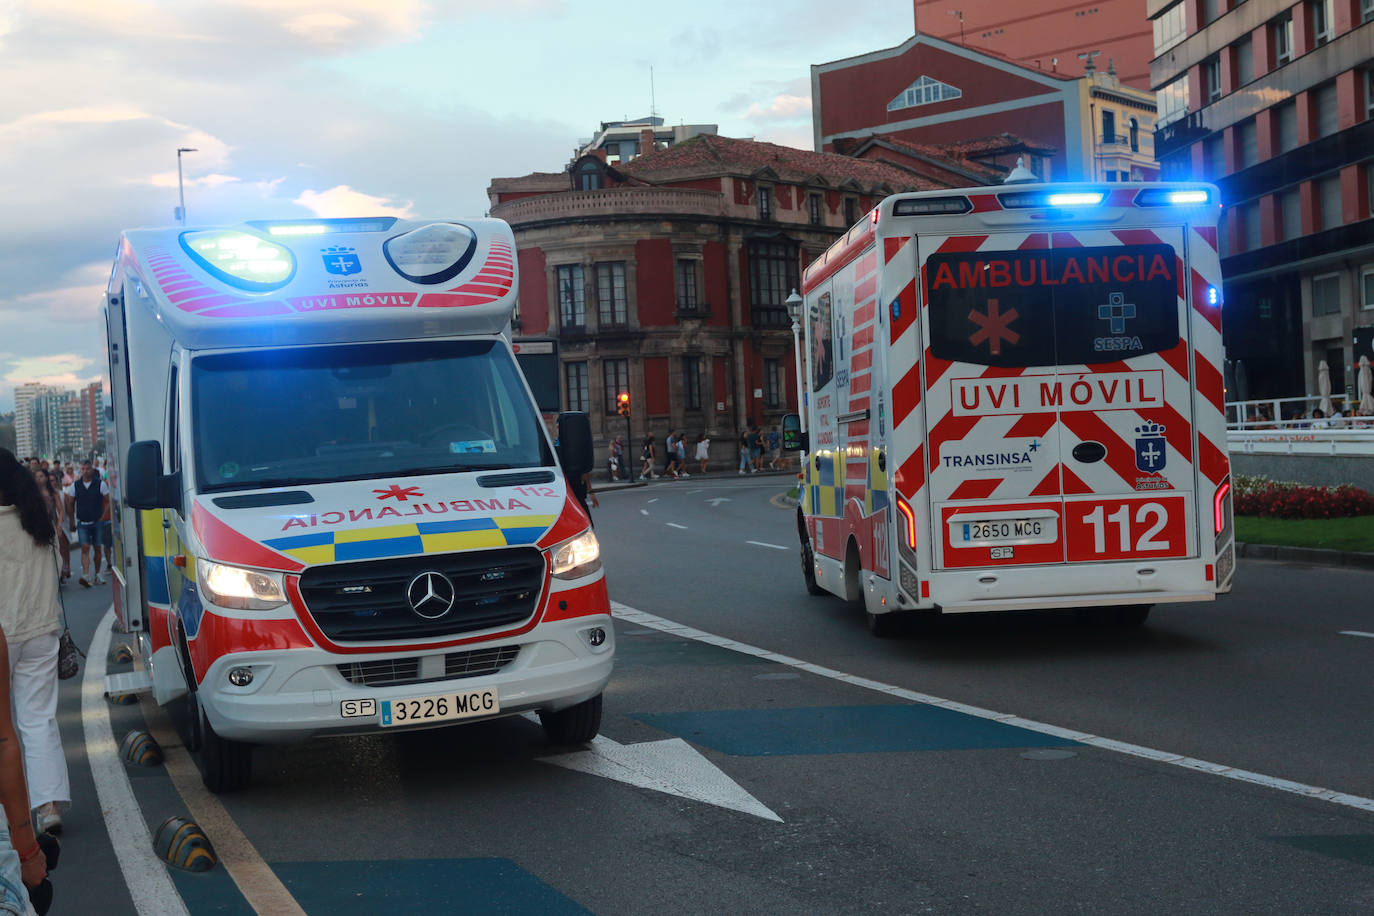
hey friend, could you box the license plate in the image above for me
[962,518,1045,543]
[379,688,500,727]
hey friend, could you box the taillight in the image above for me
[1214,479,1232,539]
[896,498,917,550]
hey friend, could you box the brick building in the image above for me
[488,131,1003,467]
[1150,0,1374,400]
[812,33,1159,183]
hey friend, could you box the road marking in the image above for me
[747,541,788,551]
[666,522,688,530]
[541,735,781,822]
[611,601,1374,815]
[707,497,732,507]
[639,509,649,516]
[1340,631,1374,639]
[647,498,659,503]
[83,607,190,916]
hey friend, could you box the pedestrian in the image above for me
[31,469,69,584]
[738,429,752,474]
[639,435,658,480]
[749,426,765,472]
[674,432,690,478]
[609,437,625,481]
[0,448,72,841]
[767,427,783,469]
[695,434,710,474]
[64,459,108,587]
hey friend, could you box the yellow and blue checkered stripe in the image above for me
[865,447,889,516]
[264,515,558,565]
[808,451,843,518]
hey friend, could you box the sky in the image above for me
[0,0,913,413]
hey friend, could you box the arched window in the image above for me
[1129,118,1139,153]
[576,159,603,191]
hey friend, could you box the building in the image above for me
[575,116,718,167]
[812,33,1159,182]
[13,382,50,458]
[1149,0,1374,401]
[488,130,1000,463]
[15,380,105,459]
[911,0,1155,89]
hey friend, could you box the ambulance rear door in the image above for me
[922,227,1196,571]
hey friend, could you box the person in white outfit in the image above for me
[0,448,70,838]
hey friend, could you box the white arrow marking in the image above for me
[647,498,659,503]
[1340,630,1374,639]
[541,735,782,822]
[707,497,732,507]
[640,509,649,516]
[666,522,688,529]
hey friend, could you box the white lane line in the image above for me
[747,541,789,551]
[1340,630,1374,639]
[83,607,190,916]
[610,601,1374,815]
[640,509,649,516]
[647,498,659,504]
[666,523,688,530]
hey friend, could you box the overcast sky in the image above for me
[0,0,911,413]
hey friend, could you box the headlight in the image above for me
[549,529,601,580]
[196,559,288,610]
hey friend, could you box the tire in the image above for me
[539,693,603,746]
[800,534,826,596]
[866,609,905,637]
[1110,605,1152,627]
[196,697,253,793]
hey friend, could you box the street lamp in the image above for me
[785,288,806,435]
[176,147,198,226]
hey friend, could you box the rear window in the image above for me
[927,244,1180,368]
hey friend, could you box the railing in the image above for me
[491,187,725,225]
[1226,396,1374,457]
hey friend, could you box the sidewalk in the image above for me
[594,465,799,493]
[1236,541,1374,570]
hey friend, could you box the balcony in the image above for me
[491,187,725,226]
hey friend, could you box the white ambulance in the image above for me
[104,217,613,791]
[788,173,1234,635]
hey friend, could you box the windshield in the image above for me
[191,339,553,492]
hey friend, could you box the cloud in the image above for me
[294,185,415,218]
[745,93,812,122]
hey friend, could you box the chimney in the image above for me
[639,128,656,158]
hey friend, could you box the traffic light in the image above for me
[616,392,631,417]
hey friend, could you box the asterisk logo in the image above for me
[968,298,1020,356]
[374,484,424,501]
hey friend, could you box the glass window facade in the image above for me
[1157,76,1190,127]
[886,75,962,112]
[1275,102,1299,153]
[675,259,698,309]
[565,361,588,412]
[1314,83,1339,138]
[1235,36,1254,87]
[1279,188,1302,240]
[1318,176,1343,231]
[1153,2,1186,55]
[557,264,585,328]
[596,261,627,326]
[1312,274,1342,315]
[1238,119,1259,169]
[682,358,701,411]
[602,359,629,414]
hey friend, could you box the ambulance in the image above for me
[103,217,613,791]
[787,170,1234,635]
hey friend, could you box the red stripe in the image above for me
[890,279,917,343]
[893,366,922,426]
[420,292,498,308]
[1005,412,1056,438]
[937,235,987,253]
[1191,268,1222,333]
[856,251,877,277]
[1062,466,1093,494]
[884,237,904,263]
[852,349,873,372]
[949,478,1001,501]
[849,373,871,394]
[854,300,876,326]
[182,294,251,313]
[1195,355,1225,414]
[848,420,869,437]
[1138,404,1193,463]
[1111,228,1164,247]
[928,416,981,474]
[201,301,291,318]
[845,484,867,502]
[924,350,955,389]
[968,194,1000,213]
[1051,232,1083,248]
[1194,226,1218,252]
[1058,411,1138,488]
[1157,341,1190,381]
[846,463,868,481]
[895,446,925,499]
[1197,434,1229,485]
[852,325,874,349]
[848,396,871,412]
[1019,233,1050,250]
[1029,464,1062,497]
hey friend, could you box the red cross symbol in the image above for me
[374,484,424,501]
[968,298,1020,356]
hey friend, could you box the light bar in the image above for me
[1134,187,1213,207]
[998,190,1104,209]
[1046,192,1104,206]
[1170,190,1210,204]
[892,196,973,216]
[246,217,399,235]
[1208,286,1220,306]
[383,222,478,285]
[179,230,296,292]
[266,224,328,236]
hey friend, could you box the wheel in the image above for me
[800,534,826,596]
[866,609,906,637]
[196,697,253,793]
[539,693,603,745]
[1109,605,1152,627]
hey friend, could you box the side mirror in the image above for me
[781,413,808,452]
[126,440,178,509]
[556,412,594,477]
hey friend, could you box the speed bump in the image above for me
[120,729,163,767]
[107,691,139,705]
[108,643,134,664]
[154,816,217,872]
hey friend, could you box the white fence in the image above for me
[1226,396,1374,457]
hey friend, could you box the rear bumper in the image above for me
[926,557,1219,614]
[198,614,614,743]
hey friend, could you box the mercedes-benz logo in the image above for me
[406,571,456,620]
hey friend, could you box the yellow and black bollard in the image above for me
[154,817,217,872]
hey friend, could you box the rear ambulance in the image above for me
[104,218,612,790]
[792,178,1233,634]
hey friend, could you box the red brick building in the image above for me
[488,132,1002,466]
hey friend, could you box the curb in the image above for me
[1236,541,1374,570]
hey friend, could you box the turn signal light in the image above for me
[896,498,917,550]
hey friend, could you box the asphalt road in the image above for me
[46,475,1374,914]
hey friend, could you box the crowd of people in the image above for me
[628,426,786,481]
[1,447,79,912]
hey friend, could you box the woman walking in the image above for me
[0,448,71,837]
[695,434,710,475]
[32,468,69,584]
[639,435,658,481]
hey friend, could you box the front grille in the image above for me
[336,645,521,687]
[300,548,545,642]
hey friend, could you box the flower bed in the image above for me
[1233,475,1374,519]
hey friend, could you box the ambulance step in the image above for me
[106,670,153,700]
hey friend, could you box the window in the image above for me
[1314,83,1339,138]
[1102,110,1116,144]
[576,160,602,191]
[1310,0,1332,46]
[764,359,782,408]
[602,359,629,415]
[757,186,772,221]
[1241,201,1262,250]
[1129,117,1139,152]
[675,259,699,310]
[1312,273,1342,315]
[1153,1,1186,55]
[1157,75,1190,127]
[1367,69,1374,119]
[564,361,588,412]
[1237,119,1259,168]
[1361,266,1374,309]
[682,358,701,411]
[1235,35,1254,87]
[808,193,822,225]
[1203,0,1220,24]
[843,197,857,225]
[1205,135,1226,178]
[1279,187,1302,240]
[886,75,962,112]
[1272,12,1294,66]
[1275,102,1299,153]
[1318,176,1343,230]
[1204,56,1222,103]
[748,240,800,327]
[1364,0,1374,24]
[596,262,627,325]
[557,264,585,328]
